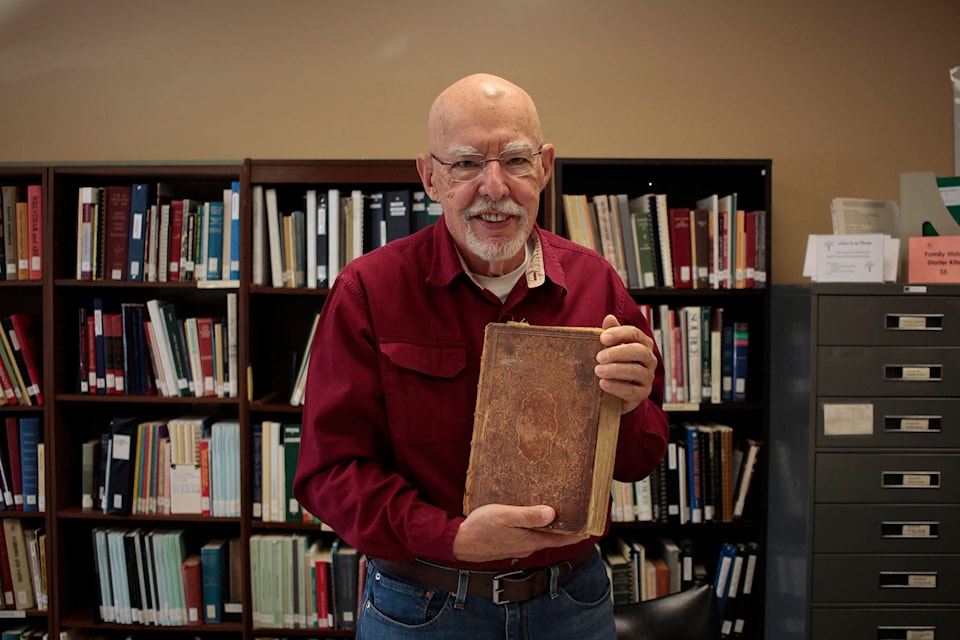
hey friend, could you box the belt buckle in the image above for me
[492,570,525,605]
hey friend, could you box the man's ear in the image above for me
[416,153,440,200]
[538,143,556,190]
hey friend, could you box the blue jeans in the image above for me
[357,551,615,640]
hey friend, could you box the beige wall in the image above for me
[1,0,956,283]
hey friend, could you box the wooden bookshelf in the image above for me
[550,158,771,638]
[2,157,771,639]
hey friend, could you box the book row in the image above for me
[76,295,239,399]
[250,534,358,631]
[251,421,323,526]
[0,417,44,513]
[0,314,42,407]
[0,624,45,640]
[639,303,749,405]
[562,192,766,291]
[74,183,241,284]
[611,423,760,526]
[252,185,441,289]
[90,528,242,627]
[0,519,46,612]
[83,416,241,518]
[602,534,760,639]
[0,185,43,282]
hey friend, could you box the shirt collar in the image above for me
[426,214,568,293]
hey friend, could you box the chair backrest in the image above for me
[613,584,721,640]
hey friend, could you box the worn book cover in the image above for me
[463,322,622,536]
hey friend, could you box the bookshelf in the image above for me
[1,157,770,639]
[0,165,49,634]
[549,158,772,638]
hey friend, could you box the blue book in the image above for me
[384,190,411,243]
[127,183,150,281]
[713,542,738,617]
[720,324,734,403]
[205,201,225,281]
[684,425,703,524]
[732,322,749,402]
[18,417,40,512]
[251,423,262,520]
[228,181,241,280]
[200,538,228,623]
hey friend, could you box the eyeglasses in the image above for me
[430,147,543,182]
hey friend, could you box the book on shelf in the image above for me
[18,416,40,512]
[732,438,762,519]
[2,185,24,281]
[667,208,693,288]
[463,322,622,537]
[2,518,34,609]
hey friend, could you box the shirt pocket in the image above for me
[379,340,471,442]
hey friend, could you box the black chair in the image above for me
[613,584,721,640]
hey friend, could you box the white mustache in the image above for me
[463,199,526,217]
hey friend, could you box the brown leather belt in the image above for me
[375,545,595,605]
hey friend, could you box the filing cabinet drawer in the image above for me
[815,453,958,503]
[817,346,960,396]
[811,554,960,604]
[817,397,960,448]
[813,504,960,553]
[818,295,960,346]
[811,608,960,640]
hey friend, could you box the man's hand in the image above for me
[595,314,658,414]
[452,504,589,563]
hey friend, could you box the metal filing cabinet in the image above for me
[807,284,960,640]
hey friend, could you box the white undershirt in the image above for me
[470,241,533,303]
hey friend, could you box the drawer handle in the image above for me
[883,365,942,381]
[881,471,941,489]
[878,571,937,588]
[884,415,942,433]
[881,521,939,539]
[877,626,936,640]
[885,313,944,331]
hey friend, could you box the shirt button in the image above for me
[511,558,520,567]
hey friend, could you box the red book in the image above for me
[199,438,211,516]
[103,312,122,395]
[26,185,42,280]
[9,313,42,405]
[167,199,185,281]
[0,342,17,406]
[86,314,97,394]
[181,554,204,626]
[667,208,693,289]
[4,418,22,510]
[315,554,331,629]
[110,312,125,394]
[196,317,215,398]
[103,186,132,281]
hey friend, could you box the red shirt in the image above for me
[293,217,669,570]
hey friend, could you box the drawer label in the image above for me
[906,631,935,640]
[902,367,931,380]
[900,418,932,431]
[898,316,929,329]
[907,573,937,588]
[901,523,933,537]
[903,474,933,487]
[823,403,873,436]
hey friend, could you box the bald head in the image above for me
[427,73,544,153]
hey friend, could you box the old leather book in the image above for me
[463,322,623,536]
